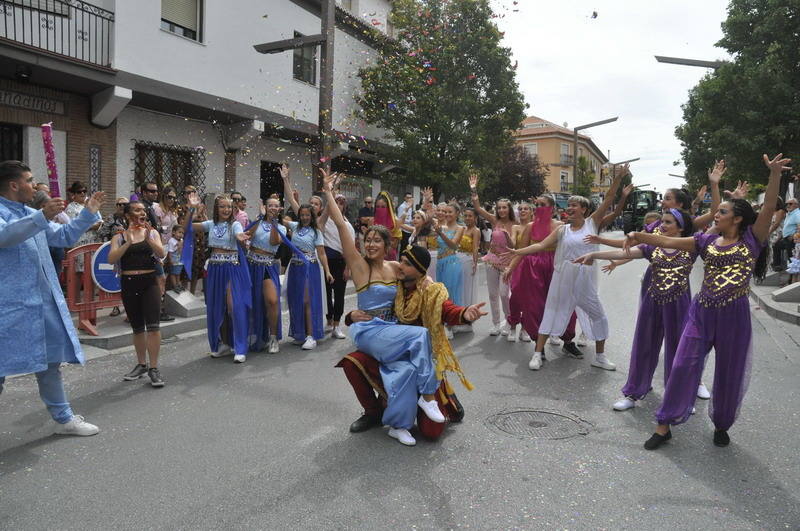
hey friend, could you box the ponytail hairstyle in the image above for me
[731,198,767,279]
[664,208,694,237]
[666,187,693,210]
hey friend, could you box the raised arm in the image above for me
[600,183,633,228]
[320,169,363,269]
[184,193,208,231]
[755,153,792,242]
[693,160,724,230]
[512,225,560,256]
[584,233,626,248]
[624,231,695,253]
[469,173,497,225]
[591,164,626,227]
[281,163,301,214]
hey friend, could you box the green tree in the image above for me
[476,144,546,202]
[675,0,799,190]
[574,156,596,198]
[357,0,526,196]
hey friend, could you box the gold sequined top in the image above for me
[641,245,695,304]
[426,233,438,250]
[696,230,759,307]
[459,233,474,253]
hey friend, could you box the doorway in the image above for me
[260,161,283,202]
[0,123,23,161]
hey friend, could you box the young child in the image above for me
[167,225,186,292]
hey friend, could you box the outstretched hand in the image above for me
[763,153,792,174]
[572,253,594,266]
[42,197,66,220]
[236,232,251,243]
[694,185,707,203]
[614,163,630,179]
[622,232,639,253]
[583,234,601,245]
[707,159,726,184]
[187,191,201,208]
[85,191,106,214]
[621,183,635,197]
[259,199,267,217]
[723,180,749,200]
[468,172,478,190]
[279,163,289,180]
[464,302,488,322]
[601,261,617,274]
[319,168,339,193]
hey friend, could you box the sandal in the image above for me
[110,306,121,317]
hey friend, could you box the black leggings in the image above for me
[325,254,347,322]
[121,273,161,334]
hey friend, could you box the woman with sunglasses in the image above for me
[153,186,180,288]
[65,181,101,300]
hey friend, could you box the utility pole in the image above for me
[572,117,618,194]
[254,0,336,190]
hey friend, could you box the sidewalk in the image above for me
[749,271,800,326]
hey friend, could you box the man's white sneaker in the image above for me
[576,333,589,347]
[519,330,531,342]
[613,397,635,411]
[54,415,99,437]
[488,325,501,336]
[332,326,347,339]
[499,322,511,336]
[301,336,317,350]
[233,354,246,363]
[445,327,454,340]
[697,383,711,399]
[417,396,446,423]
[210,344,232,358]
[507,327,517,342]
[388,427,416,446]
[528,352,542,371]
[591,354,616,371]
[268,337,280,354]
[548,336,562,346]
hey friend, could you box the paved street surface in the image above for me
[2,235,799,530]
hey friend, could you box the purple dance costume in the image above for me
[622,244,696,399]
[655,227,762,430]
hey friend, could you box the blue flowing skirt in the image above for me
[350,318,439,429]
[206,260,252,355]
[248,260,282,349]
[436,253,463,305]
[286,260,325,341]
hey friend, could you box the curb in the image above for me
[749,285,800,326]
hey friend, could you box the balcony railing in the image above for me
[0,0,114,69]
[559,154,574,165]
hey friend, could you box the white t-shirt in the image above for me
[397,201,414,232]
[323,218,354,254]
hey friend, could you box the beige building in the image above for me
[514,116,611,194]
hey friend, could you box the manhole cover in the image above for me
[485,408,591,440]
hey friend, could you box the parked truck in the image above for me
[622,189,662,233]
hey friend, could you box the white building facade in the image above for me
[0,0,412,218]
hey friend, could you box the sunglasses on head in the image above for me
[116,202,127,207]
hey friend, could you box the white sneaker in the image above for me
[233,354,246,363]
[417,396,445,423]
[613,397,635,411]
[697,383,711,399]
[528,352,542,371]
[301,336,317,350]
[507,326,517,342]
[489,325,501,336]
[691,407,696,415]
[324,323,334,333]
[268,336,280,354]
[548,336,562,346]
[332,326,346,339]
[210,344,232,358]
[519,330,531,342]
[591,354,616,371]
[54,415,99,437]
[576,333,589,347]
[388,427,416,446]
[499,322,511,336]
[445,327,454,340]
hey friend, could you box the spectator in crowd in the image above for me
[65,181,101,302]
[397,191,415,249]
[230,191,250,228]
[139,182,174,321]
[772,197,799,271]
[357,196,374,254]
[98,196,129,317]
[167,224,186,293]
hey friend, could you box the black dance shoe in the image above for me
[713,430,730,447]
[644,430,672,450]
[562,342,584,359]
[349,414,381,433]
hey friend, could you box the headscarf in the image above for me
[373,191,402,238]
[530,205,554,241]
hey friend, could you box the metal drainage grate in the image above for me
[485,408,591,440]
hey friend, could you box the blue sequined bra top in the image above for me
[356,281,398,322]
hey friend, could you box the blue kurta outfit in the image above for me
[435,228,463,305]
[247,218,286,349]
[0,197,100,422]
[285,221,325,341]
[349,282,440,430]
[199,220,251,355]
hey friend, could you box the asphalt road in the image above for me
[2,238,799,530]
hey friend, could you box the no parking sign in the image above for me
[91,241,121,293]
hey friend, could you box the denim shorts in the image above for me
[169,264,183,276]
[154,261,165,277]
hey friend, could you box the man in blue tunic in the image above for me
[0,160,104,436]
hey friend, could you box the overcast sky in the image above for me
[491,0,732,192]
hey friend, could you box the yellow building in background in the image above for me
[513,116,611,194]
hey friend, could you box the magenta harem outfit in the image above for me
[539,218,608,340]
[507,208,576,340]
[655,228,762,430]
[622,244,696,399]
[482,227,512,326]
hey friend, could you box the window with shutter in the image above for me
[161,0,201,41]
[292,31,317,85]
[9,0,69,16]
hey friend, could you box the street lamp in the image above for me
[668,173,687,179]
[254,0,336,189]
[654,55,725,69]
[573,117,618,193]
